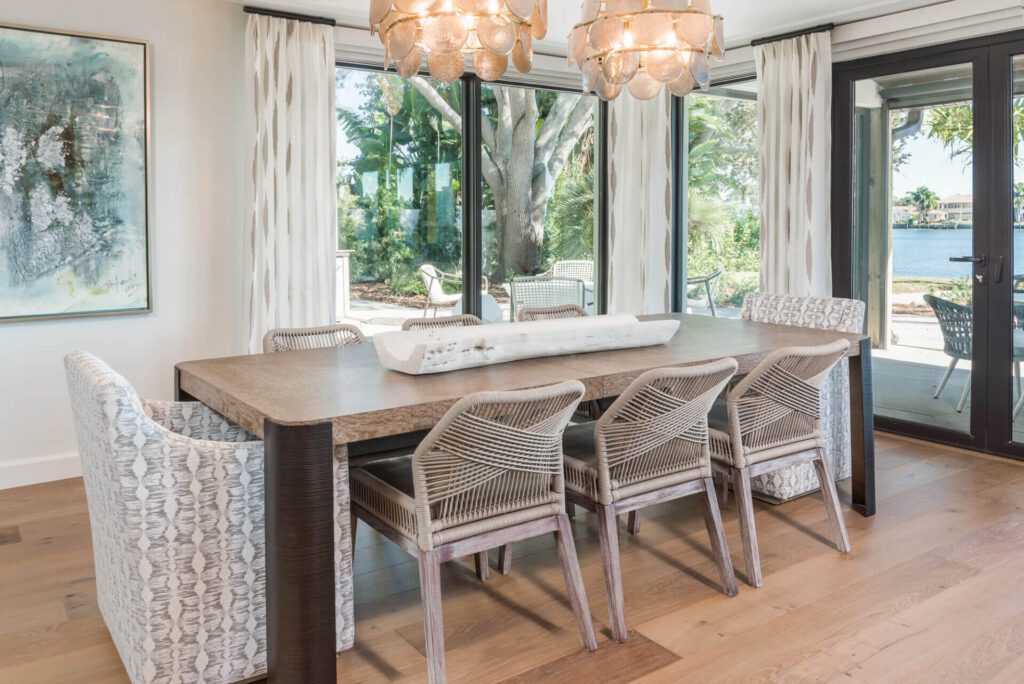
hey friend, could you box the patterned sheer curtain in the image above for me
[245,15,337,353]
[755,31,833,297]
[607,91,673,315]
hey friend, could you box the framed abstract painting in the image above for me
[0,23,150,323]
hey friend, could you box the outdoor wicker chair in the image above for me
[402,314,483,331]
[263,323,365,353]
[709,340,852,588]
[925,294,975,413]
[563,360,740,642]
[517,304,588,322]
[419,265,464,318]
[349,381,597,683]
[509,276,585,322]
[551,260,595,283]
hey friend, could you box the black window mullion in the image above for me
[461,74,483,318]
[597,99,611,315]
[671,95,689,313]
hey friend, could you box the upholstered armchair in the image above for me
[64,352,354,684]
[740,294,866,503]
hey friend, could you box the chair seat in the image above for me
[352,456,562,549]
[432,293,463,306]
[563,423,708,504]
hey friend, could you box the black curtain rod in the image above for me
[749,23,834,47]
[243,5,337,27]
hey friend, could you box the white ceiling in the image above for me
[232,0,949,54]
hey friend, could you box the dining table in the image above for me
[174,312,875,684]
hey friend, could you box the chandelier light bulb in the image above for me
[569,0,725,101]
[371,0,548,83]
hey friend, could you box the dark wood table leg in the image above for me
[850,337,876,517]
[264,420,337,684]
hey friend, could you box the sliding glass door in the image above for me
[835,30,1024,458]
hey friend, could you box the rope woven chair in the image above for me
[560,359,740,641]
[349,381,597,683]
[262,323,365,353]
[709,340,852,588]
[517,304,588,322]
[509,276,585,322]
[402,314,483,331]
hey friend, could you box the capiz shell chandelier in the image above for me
[370,0,549,83]
[569,0,725,101]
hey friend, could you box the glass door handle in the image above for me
[950,255,986,264]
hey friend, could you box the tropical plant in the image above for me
[907,186,940,221]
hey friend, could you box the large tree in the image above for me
[408,78,595,279]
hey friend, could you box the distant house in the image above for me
[939,194,973,222]
[892,205,916,223]
[926,208,948,223]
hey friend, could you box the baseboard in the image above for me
[0,451,82,491]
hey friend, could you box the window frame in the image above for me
[335,60,610,320]
[670,75,760,314]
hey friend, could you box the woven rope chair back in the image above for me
[552,260,594,282]
[727,340,850,454]
[510,277,585,320]
[742,293,866,335]
[263,323,365,353]
[924,294,972,359]
[402,315,483,331]
[517,304,588,322]
[590,359,738,505]
[411,381,585,550]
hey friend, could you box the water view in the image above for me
[894,228,1024,279]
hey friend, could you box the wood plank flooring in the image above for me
[3,433,1024,683]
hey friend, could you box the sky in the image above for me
[892,121,1024,200]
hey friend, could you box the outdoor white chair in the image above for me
[709,341,853,588]
[420,265,461,317]
[551,260,595,283]
[263,323,365,353]
[509,276,585,322]
[402,314,483,331]
[349,381,597,683]
[64,352,354,684]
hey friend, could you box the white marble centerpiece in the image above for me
[374,314,681,375]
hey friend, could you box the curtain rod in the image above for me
[243,5,337,27]
[749,23,834,47]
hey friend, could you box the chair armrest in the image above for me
[145,400,259,443]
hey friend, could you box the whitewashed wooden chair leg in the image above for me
[596,504,628,643]
[698,477,739,597]
[474,551,490,582]
[732,467,763,588]
[626,510,641,535]
[497,544,513,575]
[418,550,447,684]
[350,513,357,553]
[813,450,852,553]
[554,514,599,652]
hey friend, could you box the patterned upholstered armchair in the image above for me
[740,294,866,503]
[64,352,354,684]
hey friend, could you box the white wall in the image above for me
[0,0,247,489]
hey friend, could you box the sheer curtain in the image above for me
[245,14,337,353]
[607,91,673,315]
[755,31,833,297]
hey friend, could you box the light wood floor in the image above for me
[4,433,1024,683]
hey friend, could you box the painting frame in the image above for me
[0,21,151,324]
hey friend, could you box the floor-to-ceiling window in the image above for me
[336,66,605,333]
[336,68,463,334]
[480,84,600,322]
[682,81,761,317]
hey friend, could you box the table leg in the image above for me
[264,420,337,683]
[849,338,876,518]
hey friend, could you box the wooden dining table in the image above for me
[174,313,875,684]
